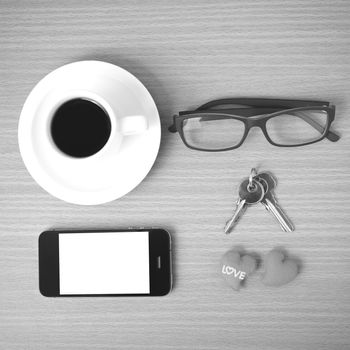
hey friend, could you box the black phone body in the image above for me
[39,229,172,297]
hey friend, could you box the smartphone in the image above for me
[39,229,172,297]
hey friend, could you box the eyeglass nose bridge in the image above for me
[245,117,267,131]
[243,117,270,142]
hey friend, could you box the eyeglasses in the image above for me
[168,98,340,152]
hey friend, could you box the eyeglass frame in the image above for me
[168,98,339,152]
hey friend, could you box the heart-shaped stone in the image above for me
[221,250,257,291]
[261,250,299,287]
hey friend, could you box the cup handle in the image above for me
[120,115,148,135]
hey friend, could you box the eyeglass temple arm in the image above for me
[198,98,340,141]
[168,108,278,133]
[197,99,340,141]
[169,108,340,141]
[168,117,177,133]
[197,98,330,109]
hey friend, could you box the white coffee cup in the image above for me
[43,89,148,161]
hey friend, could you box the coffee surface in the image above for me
[51,98,111,158]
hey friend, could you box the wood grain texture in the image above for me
[1,1,350,349]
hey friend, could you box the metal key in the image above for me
[255,172,294,232]
[224,178,265,234]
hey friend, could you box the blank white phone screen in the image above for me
[59,232,150,295]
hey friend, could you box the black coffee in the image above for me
[51,98,111,158]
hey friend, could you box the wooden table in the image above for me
[1,1,350,349]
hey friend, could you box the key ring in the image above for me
[248,168,257,191]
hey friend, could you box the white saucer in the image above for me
[18,61,161,205]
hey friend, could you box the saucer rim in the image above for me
[18,60,161,205]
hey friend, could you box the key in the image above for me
[256,172,294,232]
[224,198,247,234]
[224,178,265,234]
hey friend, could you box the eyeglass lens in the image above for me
[182,115,245,150]
[266,110,328,146]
